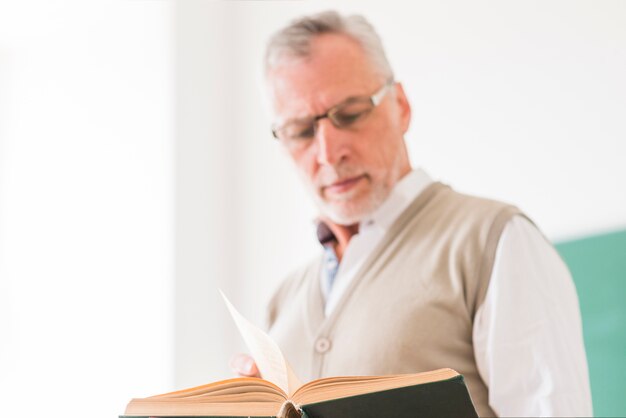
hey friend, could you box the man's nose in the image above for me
[314,118,349,166]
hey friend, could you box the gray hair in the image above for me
[265,10,394,81]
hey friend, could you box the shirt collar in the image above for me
[359,168,433,232]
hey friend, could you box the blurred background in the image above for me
[0,1,624,417]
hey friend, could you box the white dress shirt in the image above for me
[320,168,593,417]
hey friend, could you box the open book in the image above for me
[122,292,478,418]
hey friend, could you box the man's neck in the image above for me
[320,220,359,262]
[317,168,434,262]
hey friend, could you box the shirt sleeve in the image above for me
[472,215,593,417]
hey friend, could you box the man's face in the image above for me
[268,33,412,225]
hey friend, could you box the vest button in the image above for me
[315,337,331,353]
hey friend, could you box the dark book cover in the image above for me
[300,375,477,418]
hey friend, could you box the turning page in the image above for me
[220,290,302,396]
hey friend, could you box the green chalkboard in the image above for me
[556,229,626,417]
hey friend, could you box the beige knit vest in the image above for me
[267,183,523,417]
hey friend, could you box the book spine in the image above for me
[277,400,302,418]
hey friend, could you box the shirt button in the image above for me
[315,337,331,353]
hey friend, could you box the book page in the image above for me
[221,290,302,396]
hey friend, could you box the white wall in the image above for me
[0,1,174,417]
[173,0,240,387]
[173,0,626,387]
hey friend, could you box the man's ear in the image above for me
[393,82,411,134]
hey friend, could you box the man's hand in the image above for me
[229,353,261,378]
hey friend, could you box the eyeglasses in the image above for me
[271,79,395,150]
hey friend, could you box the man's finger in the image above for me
[229,353,260,377]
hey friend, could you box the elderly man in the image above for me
[232,10,592,417]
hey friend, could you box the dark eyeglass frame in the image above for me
[271,79,396,145]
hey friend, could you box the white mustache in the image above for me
[316,166,366,188]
